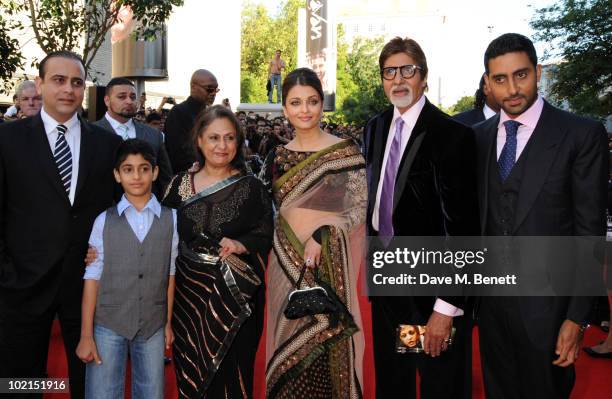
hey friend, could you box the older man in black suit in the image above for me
[0,51,122,398]
[93,77,172,197]
[363,37,479,399]
[475,33,607,399]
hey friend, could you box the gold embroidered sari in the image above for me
[265,140,367,398]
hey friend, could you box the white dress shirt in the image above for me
[84,194,178,280]
[105,112,136,140]
[372,94,426,231]
[483,104,497,120]
[41,107,81,205]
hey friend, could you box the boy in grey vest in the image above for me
[76,139,177,399]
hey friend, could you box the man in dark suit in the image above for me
[164,69,218,173]
[93,77,172,196]
[0,51,122,398]
[475,33,608,399]
[363,37,479,399]
[454,75,500,126]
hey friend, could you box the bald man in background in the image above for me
[163,69,219,172]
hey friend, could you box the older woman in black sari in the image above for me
[162,105,273,398]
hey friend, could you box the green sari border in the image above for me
[272,139,354,193]
[278,215,304,257]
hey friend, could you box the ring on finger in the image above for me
[305,257,313,266]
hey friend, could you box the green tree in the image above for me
[0,11,24,94]
[332,24,356,123]
[338,36,388,125]
[239,1,388,125]
[2,0,183,75]
[530,0,611,118]
[240,0,304,103]
[449,95,474,115]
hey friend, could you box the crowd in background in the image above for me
[0,87,363,164]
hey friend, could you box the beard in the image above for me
[116,110,136,119]
[389,84,414,109]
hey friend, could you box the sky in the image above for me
[251,0,559,106]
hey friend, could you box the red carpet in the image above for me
[46,309,612,398]
[45,314,612,399]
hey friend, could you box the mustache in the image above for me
[118,111,136,119]
[391,85,411,92]
[503,94,525,102]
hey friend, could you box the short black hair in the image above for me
[39,50,86,79]
[281,68,324,106]
[114,139,157,170]
[105,77,135,95]
[484,33,537,74]
[146,112,162,123]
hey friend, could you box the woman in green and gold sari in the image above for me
[261,68,367,398]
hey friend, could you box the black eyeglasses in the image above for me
[381,64,423,80]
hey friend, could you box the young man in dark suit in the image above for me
[93,77,173,197]
[0,51,122,398]
[454,75,500,127]
[475,33,608,399]
[363,37,479,399]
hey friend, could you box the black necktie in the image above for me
[498,120,521,181]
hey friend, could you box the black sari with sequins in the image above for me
[162,172,273,399]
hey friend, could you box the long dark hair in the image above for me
[192,105,246,172]
[474,75,486,109]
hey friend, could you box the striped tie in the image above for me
[54,124,72,195]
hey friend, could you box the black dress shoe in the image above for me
[583,346,612,359]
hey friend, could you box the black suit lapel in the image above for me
[513,102,565,233]
[478,115,499,234]
[75,119,95,201]
[392,102,430,213]
[478,110,486,123]
[31,115,71,204]
[367,108,393,216]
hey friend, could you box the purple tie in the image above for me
[379,117,404,239]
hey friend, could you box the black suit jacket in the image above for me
[0,114,122,316]
[453,108,485,127]
[164,96,205,173]
[93,117,173,197]
[474,101,608,337]
[363,99,480,323]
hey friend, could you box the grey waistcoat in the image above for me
[94,205,173,340]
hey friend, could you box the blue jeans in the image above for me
[85,325,164,399]
[269,74,281,103]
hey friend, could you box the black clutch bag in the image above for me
[283,264,339,320]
